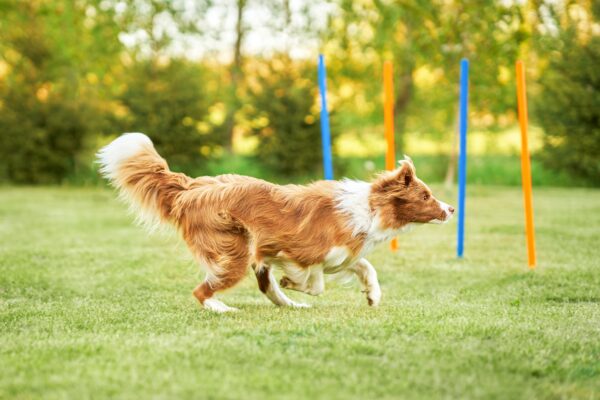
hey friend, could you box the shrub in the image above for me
[248,57,331,177]
[118,60,225,172]
[0,87,97,183]
[0,1,112,184]
[535,36,600,186]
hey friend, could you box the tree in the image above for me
[0,0,121,183]
[534,3,600,185]
[111,0,225,171]
[324,0,525,179]
[248,56,324,176]
[118,60,225,170]
[223,0,248,152]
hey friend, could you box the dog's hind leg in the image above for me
[349,258,381,307]
[189,230,252,313]
[193,255,249,313]
[253,264,310,308]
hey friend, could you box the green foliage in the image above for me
[0,0,217,183]
[0,89,99,184]
[325,0,524,144]
[535,36,600,185]
[118,60,224,171]
[248,57,326,176]
[0,0,598,186]
[0,1,114,183]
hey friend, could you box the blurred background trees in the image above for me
[533,3,600,185]
[119,59,224,171]
[0,0,598,185]
[0,0,119,183]
[248,56,323,176]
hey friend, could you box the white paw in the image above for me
[203,298,238,313]
[290,301,311,308]
[367,286,382,307]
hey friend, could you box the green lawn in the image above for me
[1,186,599,399]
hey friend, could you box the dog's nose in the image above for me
[448,206,455,214]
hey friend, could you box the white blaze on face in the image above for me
[430,200,454,224]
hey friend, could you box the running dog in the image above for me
[97,133,454,312]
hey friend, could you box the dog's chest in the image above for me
[271,246,356,275]
[321,246,356,273]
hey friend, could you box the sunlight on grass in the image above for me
[1,186,599,399]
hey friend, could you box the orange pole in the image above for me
[516,60,536,269]
[384,61,398,251]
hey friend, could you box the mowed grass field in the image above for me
[1,185,599,399]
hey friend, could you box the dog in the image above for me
[97,133,454,312]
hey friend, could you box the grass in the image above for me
[1,185,599,399]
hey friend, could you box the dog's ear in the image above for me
[372,156,415,192]
[396,157,415,187]
[401,154,414,168]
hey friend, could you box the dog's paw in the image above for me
[290,301,311,309]
[203,299,238,313]
[366,287,381,307]
[280,276,293,288]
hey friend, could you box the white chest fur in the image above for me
[334,179,414,255]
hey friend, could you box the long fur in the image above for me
[97,133,454,311]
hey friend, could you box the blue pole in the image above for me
[318,54,334,180]
[457,58,469,258]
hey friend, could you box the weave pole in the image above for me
[383,61,398,251]
[516,60,537,269]
[457,59,469,258]
[318,54,334,180]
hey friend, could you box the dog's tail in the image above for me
[96,133,191,230]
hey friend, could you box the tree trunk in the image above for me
[224,0,247,152]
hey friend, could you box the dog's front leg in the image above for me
[280,267,324,296]
[349,258,381,307]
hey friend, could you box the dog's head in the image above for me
[369,156,454,230]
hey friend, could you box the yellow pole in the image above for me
[516,60,536,269]
[384,61,398,251]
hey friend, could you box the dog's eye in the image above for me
[423,193,430,201]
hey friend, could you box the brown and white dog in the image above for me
[98,133,454,312]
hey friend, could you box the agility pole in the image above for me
[516,60,537,269]
[318,54,334,180]
[457,59,469,258]
[383,61,398,251]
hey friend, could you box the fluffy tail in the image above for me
[97,133,190,229]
